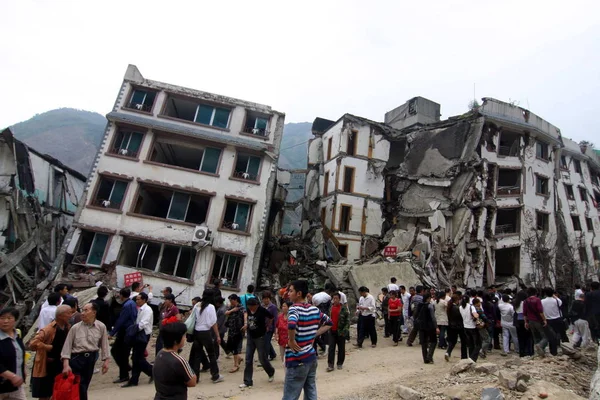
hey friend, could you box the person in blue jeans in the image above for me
[283,280,332,400]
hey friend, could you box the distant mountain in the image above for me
[10,108,106,175]
[8,109,312,175]
[278,122,313,170]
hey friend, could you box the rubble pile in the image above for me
[0,128,88,331]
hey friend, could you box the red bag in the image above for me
[53,372,80,400]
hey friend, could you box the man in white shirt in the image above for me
[541,287,567,344]
[130,282,154,302]
[498,294,518,355]
[387,277,400,293]
[41,284,67,310]
[311,290,332,308]
[123,292,153,387]
[354,286,377,348]
[400,286,411,334]
[38,292,62,329]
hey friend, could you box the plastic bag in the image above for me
[53,372,80,400]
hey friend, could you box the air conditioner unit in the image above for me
[192,225,210,242]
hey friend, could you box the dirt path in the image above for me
[84,328,455,400]
[23,323,594,400]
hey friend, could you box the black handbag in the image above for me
[124,324,147,345]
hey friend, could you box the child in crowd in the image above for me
[275,302,290,365]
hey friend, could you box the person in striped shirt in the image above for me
[283,280,332,400]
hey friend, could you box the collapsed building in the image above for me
[265,97,600,293]
[0,128,85,327]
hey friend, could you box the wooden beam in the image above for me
[0,237,36,279]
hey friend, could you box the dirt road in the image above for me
[83,329,449,400]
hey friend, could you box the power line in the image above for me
[280,140,310,152]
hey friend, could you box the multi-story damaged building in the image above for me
[309,97,600,289]
[62,65,285,305]
[0,128,85,320]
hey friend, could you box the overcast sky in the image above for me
[2,0,599,143]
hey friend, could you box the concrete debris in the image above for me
[480,388,504,400]
[0,128,86,332]
[450,358,476,375]
[497,370,518,391]
[515,380,528,393]
[395,384,421,400]
[474,363,499,375]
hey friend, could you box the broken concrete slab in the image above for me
[524,380,585,400]
[450,358,475,375]
[395,384,421,400]
[474,363,499,375]
[498,370,517,390]
[348,262,420,299]
[382,227,416,255]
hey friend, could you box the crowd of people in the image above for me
[1,277,599,400]
[376,279,599,364]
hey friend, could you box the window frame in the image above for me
[129,182,214,227]
[339,204,352,232]
[535,174,550,196]
[72,230,111,267]
[536,211,549,232]
[159,93,233,131]
[586,217,594,231]
[208,251,245,290]
[574,159,582,174]
[145,132,224,177]
[579,187,588,202]
[230,151,263,184]
[565,184,575,200]
[219,197,256,235]
[119,236,197,280]
[343,166,355,193]
[560,155,568,170]
[347,130,358,156]
[123,86,158,114]
[327,137,333,160]
[241,111,271,138]
[572,215,582,231]
[535,141,549,161]
[107,125,147,160]
[89,173,131,212]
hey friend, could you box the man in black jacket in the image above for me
[0,308,26,400]
[585,281,600,342]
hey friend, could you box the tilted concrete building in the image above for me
[310,97,600,288]
[63,65,285,305]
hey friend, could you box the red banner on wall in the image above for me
[124,272,143,288]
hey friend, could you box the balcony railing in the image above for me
[108,146,140,158]
[232,170,258,181]
[242,126,268,137]
[495,224,518,235]
[497,185,520,195]
[125,101,153,112]
[90,198,122,210]
[498,145,519,157]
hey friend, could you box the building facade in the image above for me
[310,97,600,287]
[308,115,391,261]
[65,65,284,305]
